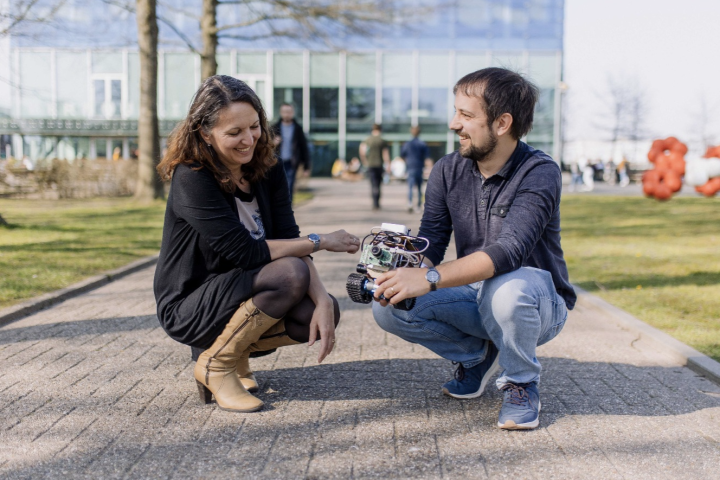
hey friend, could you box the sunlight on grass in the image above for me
[562,195,720,362]
[0,191,315,310]
[0,198,167,308]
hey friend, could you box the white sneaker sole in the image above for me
[497,402,541,430]
[442,353,501,399]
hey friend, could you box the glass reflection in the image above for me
[382,87,411,133]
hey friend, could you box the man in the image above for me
[272,103,310,202]
[401,126,430,213]
[372,68,575,430]
[359,124,390,210]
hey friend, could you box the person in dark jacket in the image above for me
[400,126,430,213]
[154,76,360,413]
[371,68,575,431]
[271,103,310,202]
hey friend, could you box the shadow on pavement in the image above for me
[254,357,720,421]
[0,315,158,345]
[1,357,719,478]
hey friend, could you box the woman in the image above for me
[154,75,359,413]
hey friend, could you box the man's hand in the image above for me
[374,268,431,306]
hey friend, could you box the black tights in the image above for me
[191,257,340,360]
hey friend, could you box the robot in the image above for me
[345,223,429,311]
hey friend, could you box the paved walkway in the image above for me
[1,179,719,479]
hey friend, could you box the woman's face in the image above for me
[202,101,262,173]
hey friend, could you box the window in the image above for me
[93,78,122,119]
[310,89,339,133]
[57,52,87,118]
[273,54,304,124]
[19,52,52,118]
[347,54,376,133]
[382,54,412,133]
[419,54,450,133]
[310,54,339,133]
[164,53,196,119]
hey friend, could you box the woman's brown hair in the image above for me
[157,75,276,190]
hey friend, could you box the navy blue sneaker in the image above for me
[498,382,541,430]
[442,342,500,399]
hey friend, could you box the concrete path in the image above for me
[1,178,719,479]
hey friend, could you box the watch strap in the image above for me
[427,267,439,291]
[308,233,321,253]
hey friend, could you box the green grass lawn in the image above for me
[0,198,167,308]
[0,190,314,310]
[561,195,720,362]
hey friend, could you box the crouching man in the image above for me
[372,68,576,430]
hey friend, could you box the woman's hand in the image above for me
[308,300,336,363]
[320,230,360,254]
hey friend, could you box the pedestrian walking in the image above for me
[401,126,430,212]
[359,124,390,210]
[271,103,310,203]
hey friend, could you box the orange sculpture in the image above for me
[694,146,720,197]
[643,137,687,200]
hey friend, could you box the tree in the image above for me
[196,0,430,80]
[595,75,649,160]
[1,0,68,224]
[690,93,719,151]
[134,0,163,200]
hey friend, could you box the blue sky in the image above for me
[564,0,720,148]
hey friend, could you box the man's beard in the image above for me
[460,131,498,163]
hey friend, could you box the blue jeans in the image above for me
[372,267,568,388]
[283,160,296,200]
[407,169,423,207]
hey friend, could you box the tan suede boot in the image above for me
[194,298,281,412]
[236,319,302,392]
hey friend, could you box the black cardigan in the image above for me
[153,161,300,348]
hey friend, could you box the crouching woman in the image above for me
[153,75,360,412]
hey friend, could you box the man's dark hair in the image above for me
[372,123,382,132]
[280,102,295,109]
[453,67,539,140]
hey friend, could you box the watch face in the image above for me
[309,233,320,242]
[426,270,440,283]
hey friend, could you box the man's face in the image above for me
[280,105,295,122]
[449,92,497,162]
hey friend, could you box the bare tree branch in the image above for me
[99,0,200,53]
[210,0,433,49]
[592,75,649,143]
[156,1,199,21]
[0,0,68,37]
[689,92,720,150]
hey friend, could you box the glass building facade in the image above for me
[0,0,564,175]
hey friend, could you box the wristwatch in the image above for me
[308,233,321,253]
[425,267,440,291]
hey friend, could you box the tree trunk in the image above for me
[200,0,218,80]
[0,213,7,226]
[135,0,163,200]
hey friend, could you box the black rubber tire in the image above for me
[346,273,373,304]
[393,297,416,311]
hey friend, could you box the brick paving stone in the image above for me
[1,178,720,479]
